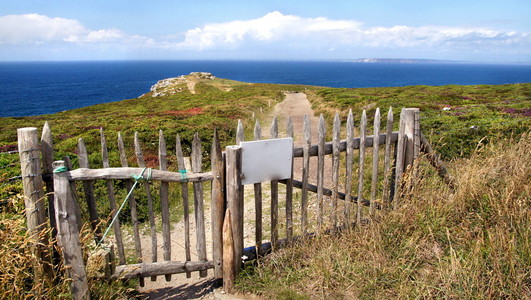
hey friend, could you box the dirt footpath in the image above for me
[138,93,320,299]
[272,92,320,145]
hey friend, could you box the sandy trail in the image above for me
[137,92,324,299]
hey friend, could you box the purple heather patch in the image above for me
[0,144,17,152]
[82,125,101,130]
[503,108,531,117]
[58,133,74,140]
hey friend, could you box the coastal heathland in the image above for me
[0,76,529,298]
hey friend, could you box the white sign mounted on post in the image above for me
[240,137,293,185]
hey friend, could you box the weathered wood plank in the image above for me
[317,114,325,228]
[395,108,420,201]
[414,109,421,160]
[192,133,208,278]
[357,110,367,224]
[226,146,243,274]
[41,122,57,242]
[211,130,225,279]
[234,122,245,257]
[134,132,158,281]
[112,260,214,279]
[270,116,279,249]
[292,132,398,157]
[420,132,456,188]
[66,167,213,182]
[285,117,294,240]
[117,133,144,287]
[236,119,244,145]
[62,156,82,232]
[222,209,235,293]
[100,129,125,265]
[253,120,263,256]
[389,136,400,203]
[77,138,101,239]
[394,109,406,203]
[53,160,89,300]
[370,108,380,215]
[175,134,192,278]
[158,130,172,281]
[278,179,376,208]
[301,114,311,234]
[382,107,394,206]
[402,108,420,168]
[344,110,354,226]
[18,127,52,279]
[332,113,340,227]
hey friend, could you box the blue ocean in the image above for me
[1,60,530,117]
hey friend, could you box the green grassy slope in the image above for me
[307,83,531,158]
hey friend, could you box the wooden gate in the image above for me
[19,107,427,299]
[52,131,225,299]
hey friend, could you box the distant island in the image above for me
[350,58,466,64]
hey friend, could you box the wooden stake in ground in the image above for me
[223,209,235,294]
[211,130,225,279]
[17,127,53,279]
[53,160,89,300]
[253,120,263,256]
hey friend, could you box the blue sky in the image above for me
[1,0,530,62]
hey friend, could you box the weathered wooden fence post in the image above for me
[52,160,89,300]
[192,133,208,278]
[211,130,225,280]
[394,108,421,199]
[40,122,57,241]
[17,127,53,278]
[222,209,235,293]
[77,138,101,240]
[225,145,243,274]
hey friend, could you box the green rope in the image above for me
[178,169,188,182]
[97,167,149,247]
[131,167,152,181]
[53,166,68,173]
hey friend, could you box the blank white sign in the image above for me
[240,137,293,185]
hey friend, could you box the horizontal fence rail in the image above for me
[65,167,213,182]
[292,132,399,157]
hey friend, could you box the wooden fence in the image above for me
[17,107,427,299]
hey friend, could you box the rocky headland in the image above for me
[148,72,216,97]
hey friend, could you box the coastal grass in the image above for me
[235,132,531,299]
[307,83,531,159]
[0,196,139,299]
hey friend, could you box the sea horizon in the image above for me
[2,58,531,65]
[1,60,530,118]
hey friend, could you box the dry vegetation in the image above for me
[0,197,137,299]
[236,133,530,299]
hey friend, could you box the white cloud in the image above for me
[173,11,531,55]
[176,11,363,50]
[0,14,84,44]
[0,12,529,61]
[0,14,124,44]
